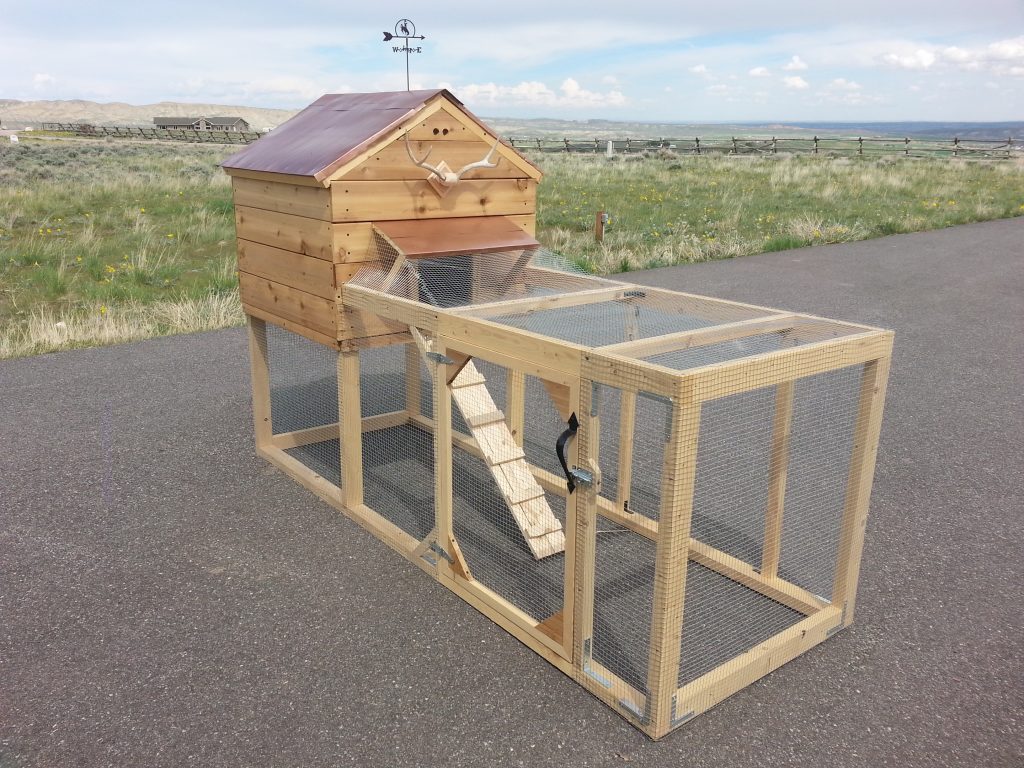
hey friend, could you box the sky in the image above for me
[3,1,1023,122]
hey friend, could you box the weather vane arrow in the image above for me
[382,19,426,91]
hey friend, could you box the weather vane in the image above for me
[382,19,426,91]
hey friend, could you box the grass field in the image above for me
[1,138,1022,358]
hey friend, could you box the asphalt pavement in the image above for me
[2,217,1021,767]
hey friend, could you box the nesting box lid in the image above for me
[221,89,542,186]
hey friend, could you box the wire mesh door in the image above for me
[439,339,580,661]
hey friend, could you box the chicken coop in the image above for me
[221,89,893,739]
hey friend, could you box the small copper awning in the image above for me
[372,216,539,259]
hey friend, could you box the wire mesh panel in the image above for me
[590,521,656,705]
[265,323,341,487]
[690,385,776,568]
[359,342,435,540]
[350,247,621,307]
[676,563,805,687]
[779,364,864,597]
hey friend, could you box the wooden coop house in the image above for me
[221,90,893,739]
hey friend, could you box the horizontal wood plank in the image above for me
[237,239,336,299]
[330,179,535,223]
[333,214,537,262]
[372,216,539,258]
[243,305,338,349]
[340,140,529,181]
[234,205,338,260]
[231,177,332,219]
[239,272,337,336]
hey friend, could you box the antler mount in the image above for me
[405,133,500,197]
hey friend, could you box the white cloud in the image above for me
[688,64,708,74]
[748,66,770,77]
[879,36,1024,75]
[783,76,809,89]
[707,84,730,94]
[32,73,55,90]
[882,49,936,69]
[782,55,808,71]
[828,78,862,90]
[454,78,626,109]
[601,74,621,86]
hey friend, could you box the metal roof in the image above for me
[220,89,540,184]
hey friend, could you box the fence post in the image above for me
[1008,137,1014,158]
[858,137,863,156]
[953,137,959,157]
[905,137,910,156]
[564,138,570,153]
[695,137,701,155]
[772,137,777,154]
[813,136,818,155]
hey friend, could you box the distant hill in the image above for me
[1,98,1020,142]
[0,99,297,131]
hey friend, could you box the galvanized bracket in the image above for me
[581,638,613,689]
[825,602,849,637]
[428,541,455,564]
[670,695,695,727]
[426,351,454,365]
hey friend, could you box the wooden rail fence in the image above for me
[39,122,264,144]
[35,123,1020,158]
[507,135,1020,159]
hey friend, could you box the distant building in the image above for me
[153,116,251,132]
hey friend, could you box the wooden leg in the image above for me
[832,354,892,623]
[247,316,272,449]
[761,380,795,577]
[338,350,364,507]
[645,394,702,737]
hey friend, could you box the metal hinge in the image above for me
[569,467,594,489]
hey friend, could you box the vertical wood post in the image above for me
[615,390,637,515]
[832,349,893,623]
[572,381,599,677]
[953,137,960,157]
[813,136,819,155]
[247,316,273,449]
[405,342,422,418]
[761,380,795,577]
[646,387,701,736]
[431,340,455,564]
[772,137,777,154]
[594,211,606,243]
[506,369,525,446]
[695,137,701,155]
[905,137,910,156]
[858,137,863,155]
[732,136,738,154]
[338,350,364,507]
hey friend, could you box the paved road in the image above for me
[2,218,1022,767]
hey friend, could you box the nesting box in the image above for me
[221,90,893,739]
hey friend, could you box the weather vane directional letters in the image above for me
[382,19,426,91]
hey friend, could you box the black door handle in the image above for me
[556,412,580,493]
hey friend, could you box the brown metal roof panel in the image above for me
[221,90,453,179]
